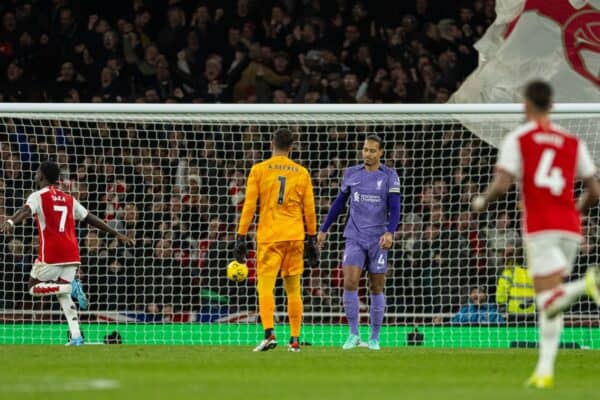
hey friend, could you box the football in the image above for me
[226,260,248,282]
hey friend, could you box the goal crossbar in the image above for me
[0,103,598,114]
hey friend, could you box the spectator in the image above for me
[98,255,132,310]
[1,238,31,308]
[2,153,28,214]
[0,12,18,55]
[156,7,186,61]
[4,61,30,102]
[451,287,505,325]
[495,246,535,317]
[305,269,332,313]
[0,1,492,102]
[81,230,107,308]
[50,61,85,101]
[485,211,519,268]
[337,72,361,102]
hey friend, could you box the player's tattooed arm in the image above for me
[83,213,135,246]
[0,205,32,234]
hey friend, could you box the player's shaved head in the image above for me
[524,80,552,113]
[39,160,60,184]
[273,128,295,150]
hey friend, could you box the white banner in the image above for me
[450,0,600,151]
[451,0,599,104]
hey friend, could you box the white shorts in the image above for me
[30,261,78,283]
[525,234,581,277]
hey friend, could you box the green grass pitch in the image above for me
[0,346,598,400]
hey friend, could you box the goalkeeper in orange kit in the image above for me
[234,128,318,352]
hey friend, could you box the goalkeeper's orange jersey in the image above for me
[237,155,317,243]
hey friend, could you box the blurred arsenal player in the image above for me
[1,160,134,346]
[472,80,600,388]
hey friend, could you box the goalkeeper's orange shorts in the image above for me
[256,240,304,278]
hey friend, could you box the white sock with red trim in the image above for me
[536,280,587,316]
[533,280,586,378]
[57,293,81,340]
[29,282,71,297]
[534,311,563,377]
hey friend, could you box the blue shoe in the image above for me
[66,336,84,346]
[71,279,88,310]
[342,334,362,350]
[368,339,381,350]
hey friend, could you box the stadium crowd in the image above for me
[0,0,598,324]
[0,0,492,104]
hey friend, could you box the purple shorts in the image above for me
[342,238,388,274]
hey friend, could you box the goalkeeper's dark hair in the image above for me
[273,128,295,150]
[39,160,60,184]
[524,80,553,112]
[366,134,384,150]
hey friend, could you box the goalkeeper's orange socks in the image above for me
[257,274,303,339]
[283,275,303,338]
[287,297,302,338]
[257,275,276,333]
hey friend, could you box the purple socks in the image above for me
[343,290,359,336]
[370,293,385,340]
[344,291,386,339]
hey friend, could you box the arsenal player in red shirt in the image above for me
[1,160,134,346]
[472,80,600,388]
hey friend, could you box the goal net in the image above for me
[1,104,599,347]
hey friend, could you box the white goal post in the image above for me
[0,103,599,347]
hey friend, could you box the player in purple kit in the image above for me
[317,135,401,350]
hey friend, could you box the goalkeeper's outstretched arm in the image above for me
[237,166,259,237]
[303,174,317,236]
[234,166,259,262]
[303,174,318,267]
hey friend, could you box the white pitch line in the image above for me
[0,379,120,393]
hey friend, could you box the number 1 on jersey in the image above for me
[534,148,565,196]
[277,176,286,205]
[53,205,68,232]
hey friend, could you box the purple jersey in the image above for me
[341,164,400,241]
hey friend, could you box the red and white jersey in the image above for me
[25,186,89,265]
[496,121,596,238]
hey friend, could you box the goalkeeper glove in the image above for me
[233,235,248,263]
[305,235,319,267]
